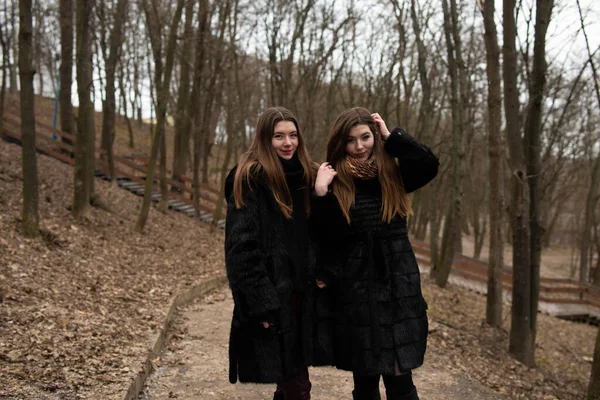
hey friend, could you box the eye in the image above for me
[273,134,283,139]
[362,134,371,140]
[347,138,355,143]
[290,133,298,138]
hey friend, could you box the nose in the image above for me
[355,141,363,150]
[283,136,292,146]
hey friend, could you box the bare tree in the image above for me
[19,0,39,237]
[171,0,194,189]
[8,0,18,93]
[135,0,185,232]
[59,0,74,139]
[505,0,554,366]
[100,0,129,183]
[478,0,505,327]
[576,0,600,284]
[188,0,209,220]
[0,6,8,133]
[73,0,95,217]
[408,0,435,240]
[431,0,467,288]
[589,328,600,399]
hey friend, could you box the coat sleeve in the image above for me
[384,128,440,193]
[311,191,345,284]
[224,170,280,321]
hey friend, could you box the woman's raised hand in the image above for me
[371,113,391,141]
[315,162,337,196]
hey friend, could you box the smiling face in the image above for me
[346,124,374,162]
[271,121,299,160]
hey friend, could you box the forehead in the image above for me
[274,120,297,133]
[348,124,371,137]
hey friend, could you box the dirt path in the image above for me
[140,287,508,400]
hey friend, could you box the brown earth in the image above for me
[140,288,509,400]
[140,278,597,400]
[0,138,225,399]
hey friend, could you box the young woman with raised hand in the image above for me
[313,107,439,400]
[224,107,322,400]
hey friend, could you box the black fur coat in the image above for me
[313,129,439,376]
[224,164,332,384]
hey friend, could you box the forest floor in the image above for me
[0,95,597,399]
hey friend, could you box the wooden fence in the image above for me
[412,239,600,322]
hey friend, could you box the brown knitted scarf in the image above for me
[345,155,378,180]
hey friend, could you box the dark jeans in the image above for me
[274,366,311,400]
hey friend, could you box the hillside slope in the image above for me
[0,137,225,399]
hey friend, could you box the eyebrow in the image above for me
[349,131,371,137]
[274,130,298,134]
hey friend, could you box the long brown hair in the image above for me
[233,107,316,219]
[325,107,412,224]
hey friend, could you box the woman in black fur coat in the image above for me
[224,107,324,400]
[313,108,439,400]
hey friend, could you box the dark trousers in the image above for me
[274,366,311,400]
[352,372,418,400]
[274,294,311,400]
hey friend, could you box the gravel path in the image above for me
[140,287,508,400]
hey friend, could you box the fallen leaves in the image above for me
[0,139,226,399]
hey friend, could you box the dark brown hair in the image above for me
[233,107,316,218]
[325,107,412,224]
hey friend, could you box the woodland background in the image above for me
[1,0,600,398]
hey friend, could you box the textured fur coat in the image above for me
[313,129,439,376]
[224,166,332,384]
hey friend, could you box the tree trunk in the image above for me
[473,181,488,260]
[214,0,240,225]
[431,0,466,288]
[588,328,600,400]
[171,0,194,189]
[0,21,8,134]
[100,0,129,183]
[135,0,185,232]
[59,0,74,140]
[505,0,554,367]
[19,0,39,238]
[410,0,434,243]
[158,125,168,212]
[73,0,95,217]
[577,0,600,284]
[581,145,600,283]
[9,1,18,93]
[188,0,209,219]
[481,0,505,328]
[118,67,134,148]
[504,0,532,365]
[201,0,230,185]
[523,0,553,366]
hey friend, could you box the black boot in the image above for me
[278,367,311,400]
[352,388,381,400]
[385,387,419,400]
[273,387,285,400]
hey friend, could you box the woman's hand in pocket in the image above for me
[316,279,327,289]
